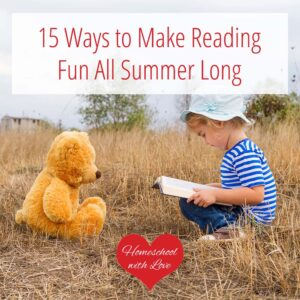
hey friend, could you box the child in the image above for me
[179,95,277,240]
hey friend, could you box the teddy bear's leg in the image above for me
[79,197,106,215]
[58,203,105,239]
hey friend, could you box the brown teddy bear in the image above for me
[15,131,106,239]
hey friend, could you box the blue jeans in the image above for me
[179,197,245,234]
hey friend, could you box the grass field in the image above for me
[0,122,299,299]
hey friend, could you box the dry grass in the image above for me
[0,122,299,299]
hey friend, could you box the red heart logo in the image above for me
[116,233,184,290]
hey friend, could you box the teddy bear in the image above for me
[15,131,106,239]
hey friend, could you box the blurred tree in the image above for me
[79,94,153,130]
[176,94,192,143]
[245,93,300,124]
[57,119,63,132]
[176,94,192,113]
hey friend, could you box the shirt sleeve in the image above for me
[232,151,265,188]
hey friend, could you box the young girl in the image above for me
[179,95,277,240]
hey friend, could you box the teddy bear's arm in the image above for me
[43,178,73,223]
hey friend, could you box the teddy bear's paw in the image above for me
[65,203,105,238]
[44,208,73,224]
[80,197,106,216]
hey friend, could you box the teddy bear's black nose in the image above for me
[96,170,101,179]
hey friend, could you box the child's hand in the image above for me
[187,188,217,207]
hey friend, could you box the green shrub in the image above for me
[246,94,300,124]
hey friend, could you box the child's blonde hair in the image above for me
[186,112,248,129]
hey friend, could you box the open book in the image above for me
[152,176,232,206]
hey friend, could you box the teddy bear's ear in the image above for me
[54,136,84,185]
[59,137,81,160]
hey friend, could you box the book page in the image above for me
[160,176,231,206]
[162,176,215,192]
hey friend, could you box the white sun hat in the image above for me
[180,95,251,124]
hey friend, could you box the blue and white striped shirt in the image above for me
[220,138,277,224]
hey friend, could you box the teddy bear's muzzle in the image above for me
[96,170,101,179]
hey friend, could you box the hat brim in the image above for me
[180,110,252,124]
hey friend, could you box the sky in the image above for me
[0,0,299,129]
